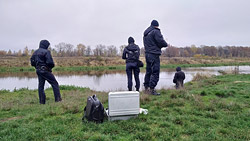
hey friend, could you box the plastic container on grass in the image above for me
[107,91,140,121]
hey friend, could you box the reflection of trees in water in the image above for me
[55,70,126,77]
[0,72,37,79]
[1,66,247,79]
[93,75,101,86]
[0,70,127,78]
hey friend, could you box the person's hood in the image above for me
[176,67,181,71]
[128,37,135,44]
[144,26,154,36]
[143,26,160,36]
[126,43,138,52]
[39,40,50,49]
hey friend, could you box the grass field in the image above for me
[0,74,249,140]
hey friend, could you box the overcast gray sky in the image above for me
[0,0,250,51]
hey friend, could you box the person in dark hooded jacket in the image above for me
[30,40,62,104]
[173,67,185,89]
[122,37,140,91]
[143,20,168,95]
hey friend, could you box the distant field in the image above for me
[0,56,250,72]
[0,74,249,140]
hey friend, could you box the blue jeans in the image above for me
[36,69,61,104]
[126,62,140,91]
[144,53,160,89]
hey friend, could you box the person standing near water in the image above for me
[173,67,185,89]
[143,20,168,95]
[30,40,62,104]
[122,37,141,91]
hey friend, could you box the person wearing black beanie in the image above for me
[151,20,159,27]
[143,20,168,95]
[122,37,141,91]
[173,67,185,89]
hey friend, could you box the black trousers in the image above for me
[126,62,140,91]
[144,53,160,89]
[175,80,184,89]
[36,69,61,104]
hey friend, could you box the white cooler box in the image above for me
[107,91,140,121]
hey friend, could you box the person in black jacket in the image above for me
[30,40,62,104]
[173,67,185,89]
[122,37,140,91]
[143,20,168,95]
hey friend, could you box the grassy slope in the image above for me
[0,75,250,140]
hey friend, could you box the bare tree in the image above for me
[76,43,86,56]
[55,42,74,57]
[7,49,12,56]
[107,45,118,57]
[93,44,106,56]
[140,47,145,57]
[119,45,126,56]
[85,46,92,56]
[23,46,29,56]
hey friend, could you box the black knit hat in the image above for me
[128,37,135,44]
[151,20,159,27]
[176,67,181,71]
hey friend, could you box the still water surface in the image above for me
[0,66,249,92]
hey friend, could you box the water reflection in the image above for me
[0,66,249,92]
[0,70,126,78]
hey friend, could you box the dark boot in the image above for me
[150,88,160,96]
[136,88,139,92]
[55,97,62,102]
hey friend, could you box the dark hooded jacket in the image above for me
[143,26,168,55]
[122,43,140,63]
[30,40,55,71]
[173,67,185,84]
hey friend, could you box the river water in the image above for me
[0,66,249,92]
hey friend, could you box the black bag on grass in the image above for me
[82,95,104,123]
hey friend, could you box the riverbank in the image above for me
[0,56,250,72]
[1,62,249,73]
[0,74,249,140]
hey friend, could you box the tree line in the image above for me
[1,43,250,58]
[162,45,250,58]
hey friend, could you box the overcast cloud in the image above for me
[0,0,250,51]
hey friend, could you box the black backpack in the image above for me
[82,95,104,123]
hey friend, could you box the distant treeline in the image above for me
[1,43,250,58]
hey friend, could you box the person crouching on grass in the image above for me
[173,67,185,89]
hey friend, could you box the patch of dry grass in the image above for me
[1,56,249,68]
[192,73,213,81]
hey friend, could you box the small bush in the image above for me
[200,90,207,96]
[192,73,211,81]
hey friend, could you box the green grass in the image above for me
[161,62,250,69]
[1,62,250,73]
[0,74,250,140]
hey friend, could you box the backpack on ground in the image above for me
[82,95,104,123]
